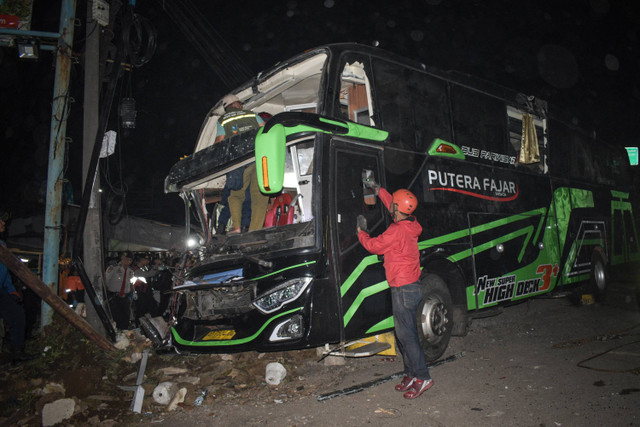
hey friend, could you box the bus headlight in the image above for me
[253,277,312,314]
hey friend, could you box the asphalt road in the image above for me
[154,280,640,426]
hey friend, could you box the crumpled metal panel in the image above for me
[164,129,259,193]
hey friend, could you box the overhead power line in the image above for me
[157,0,254,89]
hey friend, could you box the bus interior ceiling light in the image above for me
[17,40,38,60]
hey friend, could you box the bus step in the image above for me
[336,342,392,358]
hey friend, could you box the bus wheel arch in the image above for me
[417,273,454,363]
[421,257,469,337]
[590,247,608,300]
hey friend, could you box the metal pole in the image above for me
[82,0,108,337]
[41,0,77,328]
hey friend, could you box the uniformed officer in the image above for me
[214,94,269,233]
[105,251,134,330]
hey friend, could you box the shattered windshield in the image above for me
[171,51,328,259]
[188,137,317,258]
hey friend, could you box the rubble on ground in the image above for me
[0,312,346,425]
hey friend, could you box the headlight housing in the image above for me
[253,277,312,314]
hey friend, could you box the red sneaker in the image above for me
[395,375,415,392]
[403,378,433,399]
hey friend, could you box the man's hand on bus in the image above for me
[357,215,368,233]
[362,178,380,195]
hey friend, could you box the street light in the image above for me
[17,40,39,59]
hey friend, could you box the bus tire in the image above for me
[416,274,453,363]
[590,251,608,300]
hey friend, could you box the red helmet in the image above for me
[392,189,417,214]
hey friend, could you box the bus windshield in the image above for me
[166,50,328,256]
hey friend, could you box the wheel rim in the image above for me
[420,298,448,340]
[593,259,606,292]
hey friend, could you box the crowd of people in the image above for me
[105,252,178,331]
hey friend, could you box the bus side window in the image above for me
[451,85,507,166]
[549,119,599,183]
[371,58,451,154]
[339,59,374,126]
[507,107,547,174]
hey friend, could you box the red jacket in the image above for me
[358,188,422,287]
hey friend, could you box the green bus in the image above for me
[149,43,638,361]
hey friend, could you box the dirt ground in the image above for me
[1,280,639,426]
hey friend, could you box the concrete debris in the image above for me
[122,371,145,383]
[42,398,75,427]
[168,387,187,411]
[42,382,66,395]
[158,367,189,376]
[265,362,287,386]
[175,375,201,385]
[153,381,178,405]
[114,333,130,350]
[125,352,143,364]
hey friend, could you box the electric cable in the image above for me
[121,11,157,67]
[157,0,253,88]
[576,340,640,374]
[173,0,252,78]
[552,322,640,374]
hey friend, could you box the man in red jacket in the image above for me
[357,186,433,399]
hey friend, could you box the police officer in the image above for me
[214,94,269,233]
[105,251,134,330]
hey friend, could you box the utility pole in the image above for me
[82,0,107,336]
[41,0,77,328]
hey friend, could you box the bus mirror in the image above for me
[362,169,377,205]
[255,124,286,194]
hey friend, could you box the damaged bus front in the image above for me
[146,46,394,355]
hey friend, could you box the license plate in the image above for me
[203,329,236,341]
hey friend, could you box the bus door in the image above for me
[330,139,392,340]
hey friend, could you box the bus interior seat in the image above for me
[263,193,295,228]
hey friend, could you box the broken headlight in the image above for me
[253,277,312,314]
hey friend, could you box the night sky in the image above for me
[1,0,639,225]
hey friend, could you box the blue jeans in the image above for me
[391,283,431,380]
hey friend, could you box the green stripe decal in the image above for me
[171,307,302,346]
[340,254,381,297]
[366,316,394,334]
[343,281,389,327]
[251,261,316,281]
[418,207,547,263]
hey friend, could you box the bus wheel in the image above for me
[590,251,608,300]
[417,274,453,363]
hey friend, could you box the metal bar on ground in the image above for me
[316,352,464,401]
